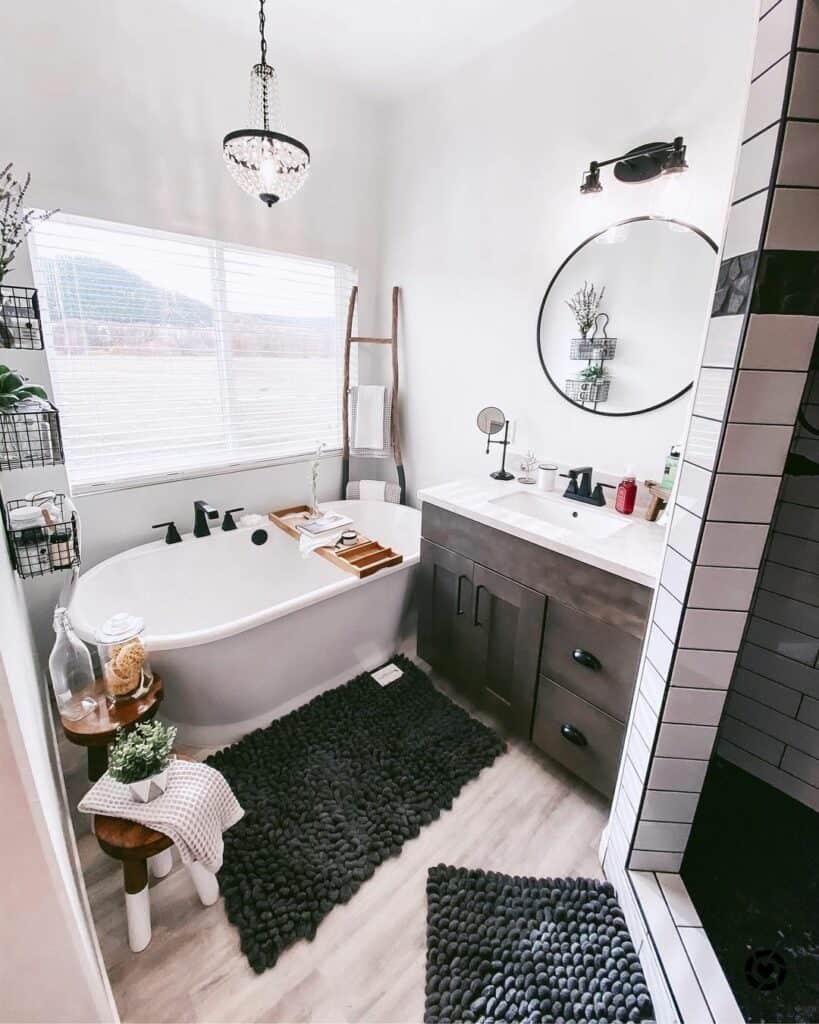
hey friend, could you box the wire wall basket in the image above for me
[0,403,64,471]
[4,493,80,578]
[570,337,617,361]
[565,378,611,406]
[0,286,44,350]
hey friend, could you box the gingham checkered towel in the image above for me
[79,759,244,873]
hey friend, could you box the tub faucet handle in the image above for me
[222,507,244,532]
[153,521,182,545]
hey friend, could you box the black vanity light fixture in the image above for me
[223,0,310,207]
[580,137,688,194]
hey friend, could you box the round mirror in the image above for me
[536,217,717,417]
[477,406,507,434]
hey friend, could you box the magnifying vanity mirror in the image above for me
[537,216,718,416]
[477,406,514,480]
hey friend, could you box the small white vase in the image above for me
[128,766,170,803]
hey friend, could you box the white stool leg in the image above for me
[149,847,173,879]
[123,860,151,952]
[187,861,219,906]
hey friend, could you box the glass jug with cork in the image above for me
[95,612,152,704]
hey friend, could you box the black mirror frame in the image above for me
[536,215,718,418]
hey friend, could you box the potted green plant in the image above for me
[566,281,605,339]
[1,164,56,346]
[0,364,48,411]
[579,364,607,383]
[108,720,177,802]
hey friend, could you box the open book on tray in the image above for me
[295,512,354,537]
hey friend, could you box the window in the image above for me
[29,214,356,493]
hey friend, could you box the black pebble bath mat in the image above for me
[207,655,506,973]
[425,866,653,1024]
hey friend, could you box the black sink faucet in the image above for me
[193,500,219,538]
[564,466,607,507]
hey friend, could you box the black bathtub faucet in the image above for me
[193,500,219,538]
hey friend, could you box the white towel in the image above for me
[299,529,343,558]
[78,759,244,874]
[346,481,402,504]
[359,479,387,502]
[352,385,386,451]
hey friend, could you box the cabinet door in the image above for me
[417,539,478,695]
[471,564,546,736]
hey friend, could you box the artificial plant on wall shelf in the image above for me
[0,364,48,410]
[566,281,605,339]
[0,164,55,347]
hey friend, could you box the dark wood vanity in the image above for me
[418,503,653,796]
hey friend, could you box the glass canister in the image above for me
[95,612,152,704]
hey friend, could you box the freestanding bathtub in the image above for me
[70,500,421,745]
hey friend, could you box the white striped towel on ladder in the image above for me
[349,385,392,457]
[346,480,402,503]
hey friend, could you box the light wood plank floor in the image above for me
[65,671,608,1023]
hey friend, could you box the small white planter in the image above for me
[128,766,170,803]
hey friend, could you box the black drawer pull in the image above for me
[560,723,588,747]
[572,648,601,671]
[455,574,467,616]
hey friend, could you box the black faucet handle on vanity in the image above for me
[567,466,593,497]
[193,500,219,538]
[222,507,244,531]
[152,521,182,545]
[563,466,607,507]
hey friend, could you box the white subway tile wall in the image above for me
[742,55,788,139]
[765,187,819,249]
[740,314,818,369]
[721,191,767,259]
[751,0,797,77]
[718,422,793,473]
[601,2,818,1016]
[777,121,819,187]
[732,123,778,199]
[702,315,744,368]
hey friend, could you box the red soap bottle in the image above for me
[615,468,637,516]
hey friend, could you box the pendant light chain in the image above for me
[258,0,268,66]
[258,0,269,130]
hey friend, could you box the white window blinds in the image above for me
[29,214,356,493]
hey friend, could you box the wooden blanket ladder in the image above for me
[341,285,406,505]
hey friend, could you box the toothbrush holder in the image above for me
[537,464,558,492]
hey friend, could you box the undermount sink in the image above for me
[489,490,630,540]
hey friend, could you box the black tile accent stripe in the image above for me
[712,251,758,316]
[751,249,819,313]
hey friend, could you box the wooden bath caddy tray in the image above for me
[267,505,403,579]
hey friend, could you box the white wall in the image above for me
[0,540,115,1021]
[379,0,757,500]
[2,0,388,653]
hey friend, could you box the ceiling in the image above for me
[180,0,574,98]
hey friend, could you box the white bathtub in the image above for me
[70,500,421,745]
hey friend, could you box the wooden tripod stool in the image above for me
[93,756,220,952]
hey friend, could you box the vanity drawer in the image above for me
[540,599,641,723]
[532,676,625,797]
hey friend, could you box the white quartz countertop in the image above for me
[417,478,667,588]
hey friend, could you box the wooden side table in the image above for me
[93,756,220,952]
[60,673,164,781]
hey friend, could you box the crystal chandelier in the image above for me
[223,0,310,206]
